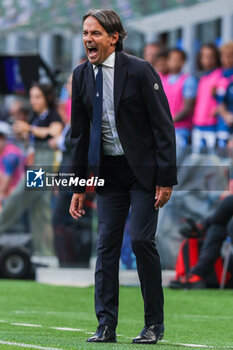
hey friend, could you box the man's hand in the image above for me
[69,193,86,220]
[154,186,173,210]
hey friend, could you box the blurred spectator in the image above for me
[58,79,72,125]
[227,132,233,162]
[173,195,233,289]
[64,74,72,123]
[170,134,233,288]
[215,41,233,148]
[8,100,27,123]
[192,44,222,153]
[16,106,29,121]
[0,121,24,204]
[8,101,31,154]
[13,83,63,151]
[153,50,169,85]
[217,81,233,142]
[11,105,30,123]
[143,42,163,65]
[163,48,197,153]
[58,56,87,124]
[13,82,63,166]
[48,74,72,152]
[0,83,63,256]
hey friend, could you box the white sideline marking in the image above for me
[0,340,64,350]
[51,327,84,331]
[162,340,213,348]
[11,323,42,328]
[2,319,233,349]
[176,344,213,348]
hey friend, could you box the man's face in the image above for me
[167,52,185,74]
[9,101,22,121]
[83,16,119,65]
[154,57,168,75]
[143,44,160,65]
[200,47,217,71]
[29,87,47,114]
[221,49,233,69]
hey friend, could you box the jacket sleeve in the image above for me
[140,61,177,187]
[70,67,90,193]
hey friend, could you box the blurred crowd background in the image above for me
[0,0,233,281]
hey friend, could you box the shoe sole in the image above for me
[132,340,159,344]
[158,331,164,340]
[132,331,164,344]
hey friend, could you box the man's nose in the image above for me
[84,33,93,42]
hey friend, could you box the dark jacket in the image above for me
[71,51,177,193]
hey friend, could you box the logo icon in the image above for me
[26,168,45,187]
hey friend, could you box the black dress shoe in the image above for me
[132,324,164,344]
[86,325,116,343]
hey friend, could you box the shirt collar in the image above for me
[169,71,183,79]
[93,51,115,70]
[203,68,215,76]
[37,110,49,121]
[168,71,183,84]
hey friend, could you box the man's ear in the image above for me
[111,32,119,46]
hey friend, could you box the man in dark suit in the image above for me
[69,9,177,344]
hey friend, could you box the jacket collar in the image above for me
[114,51,128,114]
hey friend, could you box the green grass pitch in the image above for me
[0,280,233,349]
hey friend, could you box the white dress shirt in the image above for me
[93,51,124,156]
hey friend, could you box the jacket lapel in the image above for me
[84,62,95,108]
[114,51,128,115]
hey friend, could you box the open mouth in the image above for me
[87,47,98,60]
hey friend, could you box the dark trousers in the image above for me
[192,195,233,277]
[95,156,164,330]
